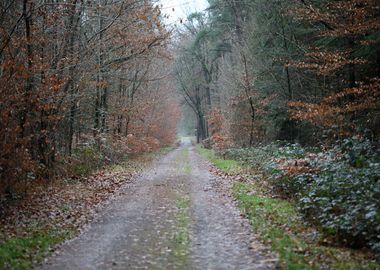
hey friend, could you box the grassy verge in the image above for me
[196,144,239,172]
[196,145,379,270]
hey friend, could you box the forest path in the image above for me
[37,139,274,270]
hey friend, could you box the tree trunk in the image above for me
[197,114,206,143]
[248,97,255,147]
[20,0,33,138]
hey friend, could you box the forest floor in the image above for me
[32,138,276,269]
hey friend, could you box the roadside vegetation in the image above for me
[0,231,67,270]
[197,141,380,269]
[0,147,173,270]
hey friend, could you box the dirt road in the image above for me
[38,139,275,269]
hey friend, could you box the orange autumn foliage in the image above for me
[288,0,380,138]
[207,108,230,150]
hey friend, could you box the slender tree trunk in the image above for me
[230,0,244,44]
[94,75,101,133]
[100,86,108,132]
[94,5,106,134]
[68,83,76,155]
[125,115,130,136]
[20,0,33,138]
[197,113,206,143]
[241,54,256,146]
[248,97,255,147]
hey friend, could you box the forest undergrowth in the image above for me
[197,140,380,269]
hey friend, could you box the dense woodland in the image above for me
[0,0,179,195]
[1,0,380,267]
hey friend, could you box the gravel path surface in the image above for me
[37,140,275,270]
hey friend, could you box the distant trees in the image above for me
[0,0,178,195]
[174,0,379,147]
[174,12,214,142]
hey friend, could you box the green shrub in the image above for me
[203,137,380,254]
[233,182,380,269]
[72,144,105,176]
[296,137,380,253]
[264,137,380,254]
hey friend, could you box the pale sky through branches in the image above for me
[159,0,209,25]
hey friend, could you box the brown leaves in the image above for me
[290,0,380,37]
[288,77,380,134]
[207,109,230,150]
[0,159,143,242]
[273,155,319,178]
[286,0,379,137]
[287,49,367,76]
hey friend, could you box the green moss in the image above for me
[213,159,239,171]
[195,144,214,160]
[170,196,191,269]
[233,182,312,269]
[181,148,189,158]
[72,163,91,175]
[183,165,192,175]
[180,148,192,175]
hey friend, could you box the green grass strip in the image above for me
[170,196,191,269]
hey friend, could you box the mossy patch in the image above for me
[181,148,192,175]
[170,195,191,269]
[181,148,189,159]
[183,165,191,175]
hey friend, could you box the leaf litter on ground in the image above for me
[0,151,163,269]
